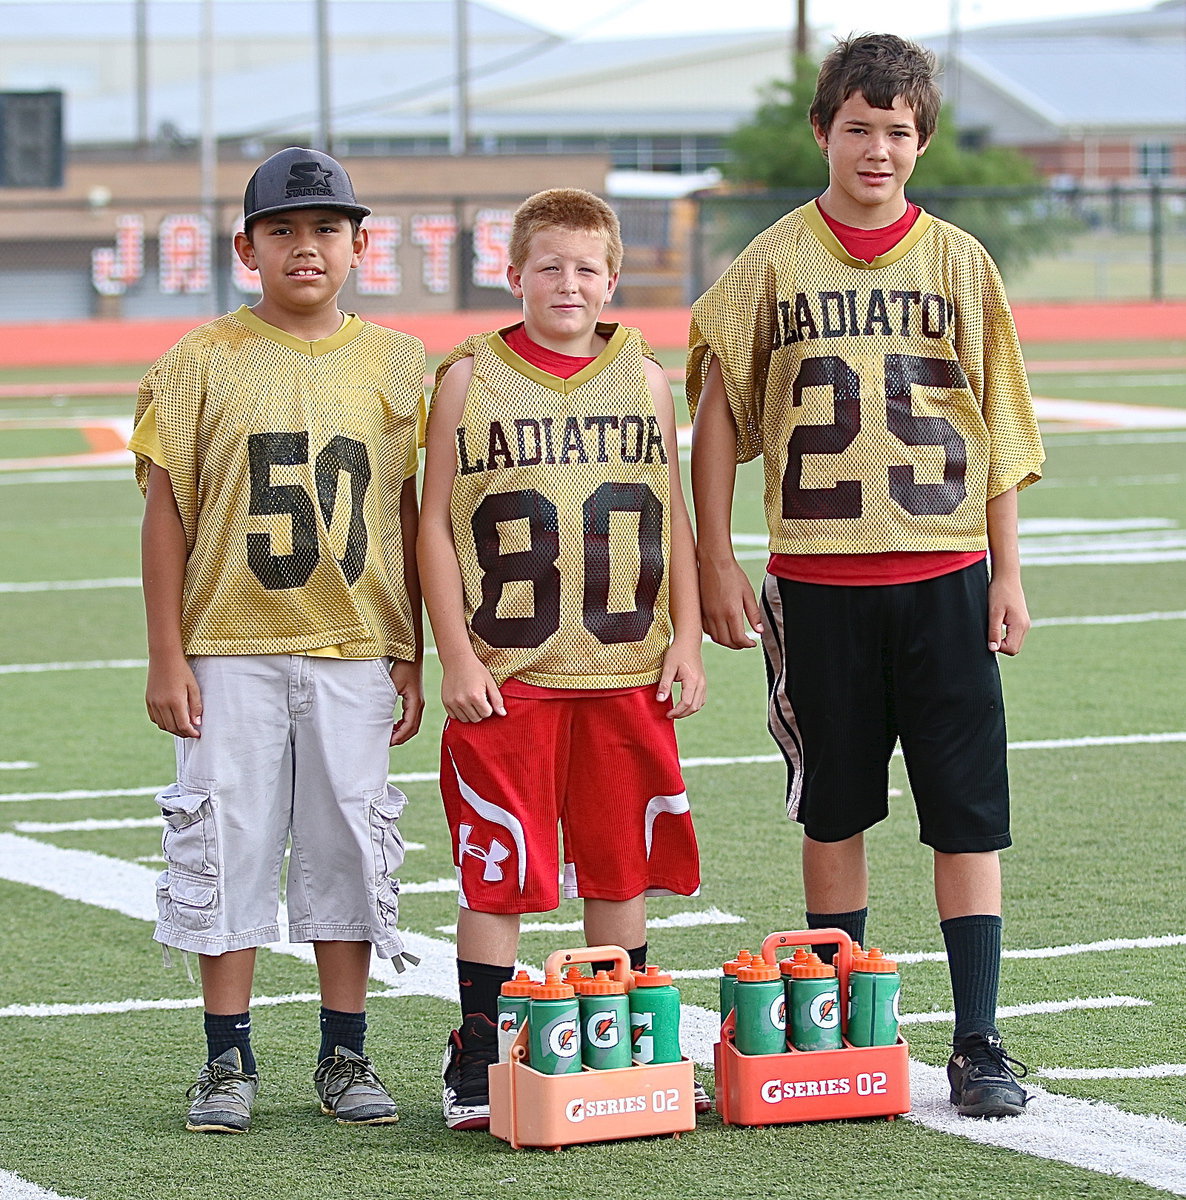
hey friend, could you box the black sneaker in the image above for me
[441,1013,498,1131]
[947,1031,1031,1117]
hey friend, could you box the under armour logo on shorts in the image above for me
[458,824,512,883]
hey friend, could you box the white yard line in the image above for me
[0,578,140,593]
[2,733,1183,805]
[665,937,1186,979]
[903,1063,1186,1197]
[898,996,1152,1024]
[3,605,1184,675]
[1041,1064,1186,1080]
[0,1171,85,1200]
[0,659,149,674]
[437,906,745,935]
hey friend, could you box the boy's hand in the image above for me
[389,659,425,746]
[145,654,203,738]
[657,639,706,719]
[987,575,1030,656]
[442,657,507,723]
[699,556,763,649]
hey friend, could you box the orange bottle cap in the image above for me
[722,948,754,975]
[851,947,898,972]
[632,965,674,987]
[531,972,576,1000]
[736,961,779,983]
[563,966,588,989]
[790,952,835,979]
[779,947,811,974]
[579,969,627,995]
[499,969,537,997]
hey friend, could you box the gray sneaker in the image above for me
[185,1048,259,1134]
[314,1046,399,1124]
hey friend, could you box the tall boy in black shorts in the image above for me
[688,35,1044,1117]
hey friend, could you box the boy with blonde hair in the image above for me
[689,36,1044,1117]
[420,187,705,1130]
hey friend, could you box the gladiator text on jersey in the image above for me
[456,414,667,475]
[773,289,956,347]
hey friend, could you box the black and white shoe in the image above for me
[441,1013,498,1131]
[947,1031,1031,1117]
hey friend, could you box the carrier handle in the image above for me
[544,944,634,990]
[760,929,853,1035]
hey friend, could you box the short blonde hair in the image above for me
[508,188,623,275]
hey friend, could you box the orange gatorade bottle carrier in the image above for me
[487,944,696,1150]
[714,928,910,1126]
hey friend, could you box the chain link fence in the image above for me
[687,183,1186,305]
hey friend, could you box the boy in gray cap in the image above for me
[129,147,426,1132]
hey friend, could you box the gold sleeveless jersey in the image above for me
[433,324,673,688]
[687,204,1044,555]
[132,306,424,658]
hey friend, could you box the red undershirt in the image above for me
[503,322,596,379]
[766,201,985,586]
[497,322,643,699]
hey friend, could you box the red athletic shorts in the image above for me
[440,686,700,914]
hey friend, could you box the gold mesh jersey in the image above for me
[687,203,1044,554]
[131,306,424,658]
[432,323,673,688]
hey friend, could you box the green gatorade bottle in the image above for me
[496,970,536,1062]
[788,953,843,1052]
[847,948,901,1047]
[629,966,682,1064]
[719,949,754,1024]
[733,960,785,1055]
[527,974,581,1074]
[575,970,631,1070]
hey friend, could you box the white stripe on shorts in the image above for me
[760,573,804,820]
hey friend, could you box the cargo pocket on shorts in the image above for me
[156,868,218,932]
[370,785,408,933]
[155,782,218,878]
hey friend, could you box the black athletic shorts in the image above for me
[759,562,1010,854]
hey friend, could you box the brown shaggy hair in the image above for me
[508,188,623,275]
[809,33,941,146]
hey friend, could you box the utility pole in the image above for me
[134,0,149,151]
[199,0,219,313]
[795,0,809,58]
[315,0,332,153]
[451,0,469,156]
[948,0,962,124]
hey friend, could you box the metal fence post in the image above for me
[1149,177,1164,302]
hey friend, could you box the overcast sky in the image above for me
[483,0,1157,40]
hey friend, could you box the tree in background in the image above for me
[722,59,826,193]
[717,56,1067,273]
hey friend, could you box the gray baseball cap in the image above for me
[243,146,371,226]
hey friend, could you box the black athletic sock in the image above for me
[592,942,648,975]
[806,908,868,965]
[942,913,1003,1042]
[457,959,514,1031]
[204,1011,255,1074]
[318,1006,367,1061]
